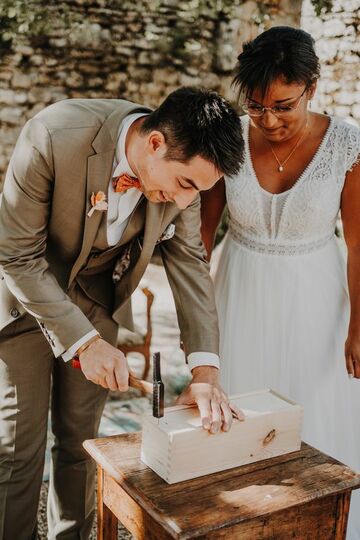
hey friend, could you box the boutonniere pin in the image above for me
[87,191,108,218]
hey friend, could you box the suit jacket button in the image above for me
[10,308,20,318]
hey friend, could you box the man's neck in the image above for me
[125,116,146,178]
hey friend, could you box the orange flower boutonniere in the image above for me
[87,191,108,218]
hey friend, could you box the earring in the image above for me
[309,101,312,109]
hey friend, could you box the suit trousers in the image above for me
[0,285,118,540]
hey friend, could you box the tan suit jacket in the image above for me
[0,99,219,358]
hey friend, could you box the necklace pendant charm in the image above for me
[278,165,284,172]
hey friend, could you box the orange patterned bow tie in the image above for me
[113,173,142,193]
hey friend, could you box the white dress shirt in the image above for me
[62,113,220,371]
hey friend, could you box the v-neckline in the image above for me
[245,115,334,197]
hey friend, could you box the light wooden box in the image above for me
[141,389,303,484]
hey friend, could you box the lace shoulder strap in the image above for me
[341,120,360,173]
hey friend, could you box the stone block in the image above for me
[351,104,360,120]
[0,153,9,173]
[215,42,237,72]
[318,93,334,106]
[317,79,340,94]
[28,87,52,104]
[87,77,104,88]
[13,45,34,56]
[334,105,351,117]
[45,58,58,67]
[200,73,221,90]
[105,72,128,91]
[35,74,54,86]
[27,103,47,118]
[138,51,151,65]
[334,0,359,12]
[0,71,12,82]
[14,92,28,105]
[343,54,359,64]
[78,63,101,75]
[153,69,178,85]
[136,38,156,50]
[179,73,202,86]
[28,87,67,104]
[49,38,68,48]
[323,19,346,38]
[316,39,339,62]
[0,127,19,145]
[139,82,154,97]
[30,55,44,66]
[12,72,32,89]
[0,107,24,125]
[114,46,133,57]
[338,40,357,53]
[66,72,84,88]
[335,91,357,106]
[0,89,17,105]
[128,66,152,82]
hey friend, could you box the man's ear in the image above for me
[148,130,167,155]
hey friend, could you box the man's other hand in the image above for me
[176,366,245,433]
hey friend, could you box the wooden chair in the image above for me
[117,287,154,381]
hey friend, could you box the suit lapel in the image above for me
[68,101,152,287]
[68,151,114,285]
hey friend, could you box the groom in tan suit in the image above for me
[0,87,244,539]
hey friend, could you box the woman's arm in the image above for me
[200,178,226,260]
[340,159,360,378]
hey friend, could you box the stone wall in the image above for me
[301,0,360,125]
[0,0,300,186]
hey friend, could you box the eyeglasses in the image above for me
[241,87,308,118]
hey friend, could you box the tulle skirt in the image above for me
[214,233,360,539]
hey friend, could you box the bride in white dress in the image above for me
[201,27,360,539]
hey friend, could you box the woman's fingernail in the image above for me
[348,373,354,379]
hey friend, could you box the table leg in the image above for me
[334,490,352,539]
[97,465,118,540]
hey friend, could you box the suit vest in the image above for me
[75,197,146,310]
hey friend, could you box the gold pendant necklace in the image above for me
[267,120,308,173]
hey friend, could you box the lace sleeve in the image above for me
[345,122,360,173]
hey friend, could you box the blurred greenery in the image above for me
[0,0,77,48]
[310,0,333,16]
[0,0,334,51]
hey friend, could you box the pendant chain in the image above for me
[267,120,309,172]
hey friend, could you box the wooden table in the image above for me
[84,432,360,540]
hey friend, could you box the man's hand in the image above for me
[79,338,129,391]
[176,366,245,433]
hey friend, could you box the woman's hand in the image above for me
[176,366,245,433]
[345,333,360,378]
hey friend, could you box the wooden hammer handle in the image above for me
[128,372,153,395]
[72,359,153,394]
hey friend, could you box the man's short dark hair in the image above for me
[233,26,321,100]
[140,87,244,177]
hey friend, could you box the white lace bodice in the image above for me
[226,115,360,255]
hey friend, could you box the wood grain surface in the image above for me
[84,432,360,539]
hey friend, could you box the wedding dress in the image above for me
[214,115,360,539]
